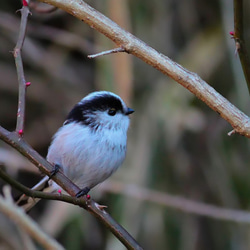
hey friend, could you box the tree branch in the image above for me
[38,0,250,137]
[88,47,126,59]
[0,186,64,250]
[3,164,250,225]
[102,181,250,224]
[0,126,143,250]
[14,3,30,135]
[233,0,250,94]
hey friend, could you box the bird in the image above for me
[17,91,134,211]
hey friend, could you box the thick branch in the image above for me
[38,0,250,137]
[233,0,250,94]
[0,126,142,250]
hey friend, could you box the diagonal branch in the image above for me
[38,0,250,137]
[3,163,250,225]
[0,186,64,250]
[0,126,143,250]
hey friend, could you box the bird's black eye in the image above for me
[108,108,117,116]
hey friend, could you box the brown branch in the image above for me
[38,0,250,138]
[4,2,143,248]
[14,4,30,136]
[3,163,250,225]
[0,186,64,250]
[102,181,250,224]
[0,166,80,205]
[233,0,250,94]
[0,127,143,250]
[5,160,250,225]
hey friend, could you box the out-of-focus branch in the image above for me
[233,0,250,94]
[14,3,30,135]
[29,1,57,13]
[0,126,143,250]
[102,181,250,224]
[3,163,250,225]
[0,186,64,250]
[38,0,250,137]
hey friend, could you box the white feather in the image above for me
[18,91,133,211]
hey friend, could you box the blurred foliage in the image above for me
[1,0,250,250]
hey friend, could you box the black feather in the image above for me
[64,94,124,125]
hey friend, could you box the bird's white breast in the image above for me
[47,120,129,189]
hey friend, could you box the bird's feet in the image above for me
[49,164,61,180]
[75,187,90,198]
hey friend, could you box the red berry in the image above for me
[229,31,235,36]
[58,189,62,194]
[86,194,91,199]
[18,129,23,136]
[23,0,28,6]
[26,82,31,87]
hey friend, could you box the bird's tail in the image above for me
[16,176,57,212]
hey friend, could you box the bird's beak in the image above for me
[125,107,134,115]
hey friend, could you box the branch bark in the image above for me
[38,0,250,137]
[0,127,143,250]
[14,5,30,135]
[0,186,64,250]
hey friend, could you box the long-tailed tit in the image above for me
[18,91,134,211]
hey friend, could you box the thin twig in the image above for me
[38,0,250,138]
[14,3,30,135]
[88,47,125,59]
[0,127,143,250]
[0,166,81,205]
[234,0,250,94]
[29,1,57,14]
[0,186,64,250]
[227,129,236,136]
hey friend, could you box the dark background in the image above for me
[1,0,250,249]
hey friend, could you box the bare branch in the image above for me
[4,164,250,225]
[102,181,250,224]
[0,186,64,250]
[227,129,236,136]
[14,4,30,135]
[38,0,250,137]
[0,126,143,250]
[88,47,125,59]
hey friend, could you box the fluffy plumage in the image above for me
[18,91,134,211]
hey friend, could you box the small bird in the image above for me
[18,91,134,211]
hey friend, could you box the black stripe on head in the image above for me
[64,103,85,125]
[64,94,124,125]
